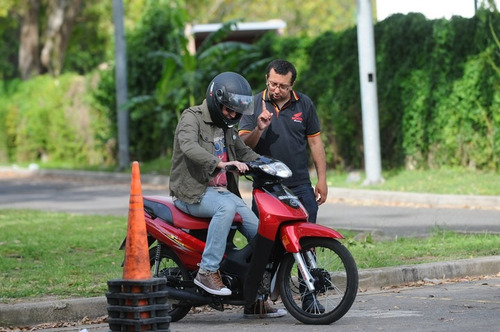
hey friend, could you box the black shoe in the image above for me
[302,294,325,313]
[243,300,287,318]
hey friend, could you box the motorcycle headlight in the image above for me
[259,161,292,178]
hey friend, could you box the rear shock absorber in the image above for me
[152,243,162,276]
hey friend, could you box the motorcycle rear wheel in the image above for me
[278,237,358,325]
[149,244,192,322]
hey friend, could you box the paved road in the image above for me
[145,276,500,332]
[37,276,500,332]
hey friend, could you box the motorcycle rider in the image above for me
[169,72,286,318]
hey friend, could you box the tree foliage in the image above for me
[0,73,114,165]
[0,0,114,80]
[184,0,359,36]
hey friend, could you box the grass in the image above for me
[343,229,500,269]
[0,209,498,301]
[324,167,500,196]
[0,210,126,300]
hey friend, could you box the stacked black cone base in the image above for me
[106,278,170,331]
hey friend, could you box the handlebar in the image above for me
[224,165,239,172]
[224,157,292,180]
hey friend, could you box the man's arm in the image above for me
[239,128,263,149]
[308,134,328,205]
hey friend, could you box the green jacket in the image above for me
[169,100,260,204]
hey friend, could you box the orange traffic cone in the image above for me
[122,162,152,329]
[123,161,151,280]
[105,161,170,331]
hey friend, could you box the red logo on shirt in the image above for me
[291,112,303,123]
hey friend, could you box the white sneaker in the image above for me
[194,270,231,296]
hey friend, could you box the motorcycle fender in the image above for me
[280,223,344,253]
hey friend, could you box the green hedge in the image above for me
[304,11,500,171]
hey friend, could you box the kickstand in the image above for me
[209,297,224,311]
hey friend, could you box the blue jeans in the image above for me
[174,187,259,272]
[288,184,319,224]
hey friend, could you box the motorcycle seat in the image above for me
[143,196,242,230]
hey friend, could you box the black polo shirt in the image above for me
[238,89,321,187]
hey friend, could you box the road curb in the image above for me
[0,297,107,328]
[358,255,500,290]
[1,256,499,327]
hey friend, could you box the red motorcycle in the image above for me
[131,156,358,325]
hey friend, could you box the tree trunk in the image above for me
[40,0,82,76]
[18,0,41,80]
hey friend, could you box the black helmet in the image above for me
[206,72,254,128]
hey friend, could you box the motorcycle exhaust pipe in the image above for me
[166,286,211,305]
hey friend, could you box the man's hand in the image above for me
[257,101,273,131]
[315,180,328,205]
[219,160,249,173]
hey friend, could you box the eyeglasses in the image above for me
[267,80,291,91]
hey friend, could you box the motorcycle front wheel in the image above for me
[277,237,358,325]
[149,243,192,322]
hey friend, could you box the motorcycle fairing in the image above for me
[253,189,308,241]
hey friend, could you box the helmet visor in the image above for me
[222,92,254,115]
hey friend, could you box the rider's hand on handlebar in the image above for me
[219,160,249,174]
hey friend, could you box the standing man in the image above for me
[239,60,328,313]
[238,59,328,224]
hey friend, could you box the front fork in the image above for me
[293,250,317,292]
